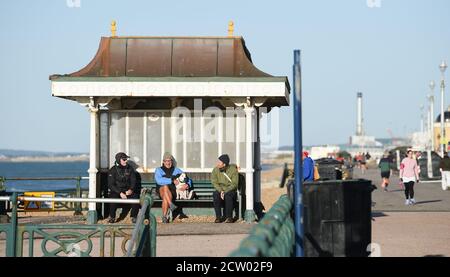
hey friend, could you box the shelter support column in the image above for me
[87,97,99,224]
[244,99,256,223]
[253,108,263,219]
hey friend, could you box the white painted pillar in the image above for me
[87,97,99,223]
[244,101,256,222]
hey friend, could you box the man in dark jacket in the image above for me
[107,152,140,223]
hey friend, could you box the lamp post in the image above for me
[429,81,435,151]
[440,60,448,157]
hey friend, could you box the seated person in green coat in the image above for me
[211,154,238,223]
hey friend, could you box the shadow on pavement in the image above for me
[415,200,442,205]
[372,212,388,218]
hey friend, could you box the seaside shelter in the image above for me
[50,29,290,223]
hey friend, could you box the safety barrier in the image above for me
[0,191,156,257]
[229,194,294,257]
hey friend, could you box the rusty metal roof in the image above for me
[50,36,275,79]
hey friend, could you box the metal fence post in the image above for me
[6,193,18,257]
[74,176,82,215]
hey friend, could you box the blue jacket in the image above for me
[154,167,192,187]
[303,157,314,181]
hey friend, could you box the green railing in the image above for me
[229,194,294,257]
[0,191,156,257]
[0,176,87,215]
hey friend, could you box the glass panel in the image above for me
[222,114,236,167]
[204,109,220,168]
[110,112,126,167]
[187,113,201,168]
[238,114,246,168]
[99,112,109,169]
[146,112,162,169]
[175,113,184,168]
[129,113,144,167]
[163,112,172,160]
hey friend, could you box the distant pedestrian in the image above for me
[378,153,392,191]
[439,152,450,191]
[399,149,420,205]
[360,153,367,174]
[302,151,314,181]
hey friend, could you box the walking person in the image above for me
[302,151,314,181]
[439,152,450,191]
[399,149,420,205]
[378,153,392,192]
[360,153,367,174]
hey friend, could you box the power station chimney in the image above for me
[356,92,363,136]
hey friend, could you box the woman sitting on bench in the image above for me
[154,152,191,223]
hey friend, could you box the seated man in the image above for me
[211,154,238,223]
[107,152,140,224]
[154,152,191,223]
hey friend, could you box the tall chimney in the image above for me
[356,92,363,136]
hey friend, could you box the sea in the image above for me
[0,161,89,192]
[0,161,277,192]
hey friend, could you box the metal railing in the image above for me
[229,194,295,257]
[0,176,88,215]
[0,191,156,257]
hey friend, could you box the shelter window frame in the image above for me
[105,109,246,172]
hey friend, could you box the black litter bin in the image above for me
[418,151,442,179]
[303,179,375,257]
[315,158,343,180]
[0,190,7,217]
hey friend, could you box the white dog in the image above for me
[176,173,194,200]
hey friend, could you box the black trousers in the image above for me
[109,192,140,219]
[404,181,415,199]
[213,190,237,219]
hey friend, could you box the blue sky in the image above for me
[0,0,449,152]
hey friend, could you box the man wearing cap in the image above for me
[303,151,314,182]
[154,152,191,223]
[211,154,239,223]
[107,152,140,223]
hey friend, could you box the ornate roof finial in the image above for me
[111,20,117,37]
[228,20,234,37]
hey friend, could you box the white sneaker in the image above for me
[410,198,416,205]
[405,199,411,205]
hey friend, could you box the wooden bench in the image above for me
[141,180,243,219]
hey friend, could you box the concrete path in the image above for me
[355,167,450,256]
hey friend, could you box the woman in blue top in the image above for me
[154,152,192,223]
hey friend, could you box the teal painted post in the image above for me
[74,176,82,215]
[6,193,18,257]
[149,213,156,257]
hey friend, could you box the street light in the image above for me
[429,80,435,151]
[440,60,448,157]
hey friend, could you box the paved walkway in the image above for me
[355,167,450,256]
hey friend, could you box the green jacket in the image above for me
[211,164,239,193]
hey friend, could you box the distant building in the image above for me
[433,109,450,152]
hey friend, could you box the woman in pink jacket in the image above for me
[399,149,420,205]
